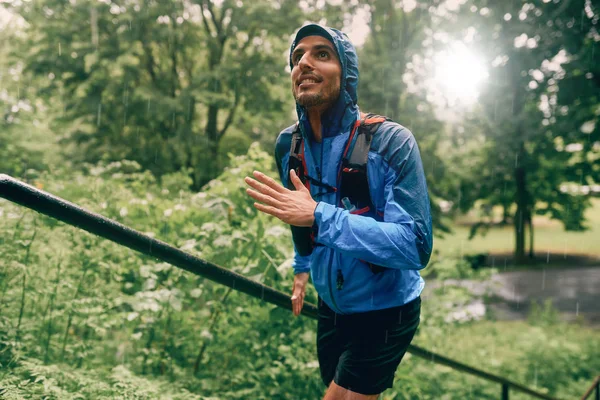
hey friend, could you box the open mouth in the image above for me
[298,76,321,87]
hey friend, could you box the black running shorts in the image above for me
[316,296,421,395]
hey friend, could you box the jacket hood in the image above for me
[289,24,360,139]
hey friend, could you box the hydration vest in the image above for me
[288,113,391,277]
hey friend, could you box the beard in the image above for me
[293,83,340,110]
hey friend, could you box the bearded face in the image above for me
[291,35,342,111]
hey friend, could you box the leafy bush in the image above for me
[1,143,599,399]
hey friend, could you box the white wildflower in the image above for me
[200,330,213,340]
[127,312,139,321]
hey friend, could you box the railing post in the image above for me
[595,380,599,400]
[502,383,509,400]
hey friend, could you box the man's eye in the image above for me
[318,51,329,58]
[293,54,302,64]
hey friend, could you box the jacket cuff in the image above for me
[313,201,337,246]
[292,252,311,275]
[293,267,311,275]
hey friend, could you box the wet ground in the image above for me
[423,266,600,326]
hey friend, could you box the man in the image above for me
[245,24,432,400]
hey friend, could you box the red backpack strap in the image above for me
[340,112,391,275]
[343,113,390,166]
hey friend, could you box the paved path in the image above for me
[423,266,600,326]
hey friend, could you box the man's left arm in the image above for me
[314,131,433,270]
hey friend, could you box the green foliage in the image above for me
[421,251,496,281]
[447,0,598,261]
[0,7,54,178]
[527,299,561,327]
[0,143,324,399]
[2,0,599,398]
[358,0,452,233]
[0,359,218,399]
[411,299,600,400]
[2,147,598,399]
[5,0,341,189]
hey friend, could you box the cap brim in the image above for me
[290,24,337,69]
[293,24,335,47]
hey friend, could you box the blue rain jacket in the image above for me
[275,25,433,314]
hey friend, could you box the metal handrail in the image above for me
[0,174,557,399]
[581,375,600,400]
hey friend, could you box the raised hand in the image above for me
[244,170,317,227]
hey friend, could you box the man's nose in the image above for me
[297,53,314,70]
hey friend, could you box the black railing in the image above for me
[0,174,558,399]
[581,375,600,400]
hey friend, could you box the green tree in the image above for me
[8,0,323,188]
[448,0,597,263]
[358,0,451,233]
[0,6,51,178]
[547,0,599,205]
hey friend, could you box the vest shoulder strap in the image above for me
[344,113,391,167]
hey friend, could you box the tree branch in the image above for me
[240,26,257,54]
[204,0,222,37]
[170,15,179,97]
[142,41,158,85]
[369,2,382,54]
[217,81,240,140]
[199,1,214,38]
[551,0,572,19]
[222,5,235,39]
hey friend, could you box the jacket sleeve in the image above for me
[313,129,433,270]
[275,131,311,275]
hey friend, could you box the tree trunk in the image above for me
[528,209,535,259]
[501,203,510,225]
[205,103,221,180]
[514,161,527,264]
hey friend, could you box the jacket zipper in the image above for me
[320,139,342,313]
[327,251,342,314]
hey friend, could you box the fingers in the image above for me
[291,276,307,316]
[291,292,305,316]
[289,169,308,192]
[252,171,286,193]
[296,297,304,316]
[252,202,281,219]
[244,176,284,200]
[246,188,282,208]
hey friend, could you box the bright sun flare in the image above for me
[433,42,488,105]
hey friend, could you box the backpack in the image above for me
[287,113,391,279]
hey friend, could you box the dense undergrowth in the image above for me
[1,145,599,399]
